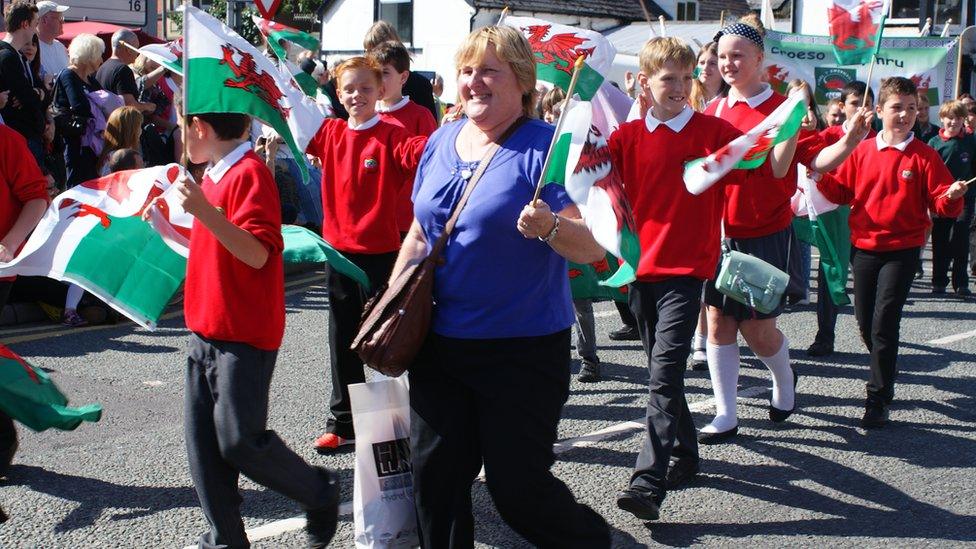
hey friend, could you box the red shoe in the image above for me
[313,432,354,453]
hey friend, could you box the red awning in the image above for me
[58,22,164,58]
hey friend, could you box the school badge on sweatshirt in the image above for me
[364,158,378,171]
[901,170,914,180]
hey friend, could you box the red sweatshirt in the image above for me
[0,125,49,282]
[184,147,285,350]
[608,108,757,281]
[378,97,438,232]
[818,133,962,252]
[705,88,825,238]
[306,116,427,254]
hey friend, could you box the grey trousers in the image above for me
[185,333,332,549]
[572,299,598,362]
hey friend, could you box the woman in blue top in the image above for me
[388,26,611,548]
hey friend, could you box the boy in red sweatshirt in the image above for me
[167,112,339,548]
[609,37,796,522]
[817,77,967,428]
[369,40,437,236]
[305,56,426,451]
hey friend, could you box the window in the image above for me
[377,0,413,46]
[891,0,920,20]
[677,1,698,21]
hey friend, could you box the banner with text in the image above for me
[765,31,958,117]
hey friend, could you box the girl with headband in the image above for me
[697,18,873,443]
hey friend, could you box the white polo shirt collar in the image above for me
[376,95,411,113]
[204,141,251,184]
[348,114,380,131]
[644,105,693,133]
[727,84,774,108]
[876,131,914,151]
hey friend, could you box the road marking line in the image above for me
[1,274,326,345]
[927,328,976,345]
[593,310,617,318]
[217,385,771,546]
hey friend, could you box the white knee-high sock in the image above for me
[65,284,84,310]
[758,334,794,411]
[692,332,706,351]
[701,342,740,433]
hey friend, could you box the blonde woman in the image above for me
[391,26,610,547]
[97,106,143,175]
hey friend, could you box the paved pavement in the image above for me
[1,256,975,548]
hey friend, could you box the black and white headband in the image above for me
[714,23,764,50]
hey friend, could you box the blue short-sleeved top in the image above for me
[412,118,575,339]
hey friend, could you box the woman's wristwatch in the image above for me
[538,213,560,243]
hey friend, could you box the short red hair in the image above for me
[334,56,382,86]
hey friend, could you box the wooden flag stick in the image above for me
[532,56,585,203]
[637,0,654,30]
[720,10,726,28]
[181,0,189,167]
[862,54,877,109]
[659,15,667,36]
[497,6,509,25]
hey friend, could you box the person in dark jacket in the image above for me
[0,2,45,165]
[53,33,103,187]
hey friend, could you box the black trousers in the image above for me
[932,195,975,290]
[851,247,919,406]
[409,329,610,549]
[185,334,333,549]
[0,281,15,478]
[64,139,97,188]
[627,278,702,501]
[813,265,841,346]
[615,298,637,327]
[325,251,396,438]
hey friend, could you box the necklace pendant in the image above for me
[460,168,473,180]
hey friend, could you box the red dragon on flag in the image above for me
[219,44,291,121]
[828,0,888,65]
[522,25,595,75]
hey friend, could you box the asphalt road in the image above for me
[1,254,975,548]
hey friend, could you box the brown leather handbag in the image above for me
[351,118,525,377]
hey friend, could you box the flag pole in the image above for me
[181,0,189,167]
[659,15,667,37]
[636,0,654,33]
[861,55,876,109]
[497,6,509,25]
[532,56,585,203]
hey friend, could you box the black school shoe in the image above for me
[769,366,800,423]
[616,487,660,521]
[577,359,601,383]
[860,402,890,429]
[665,459,700,490]
[955,287,973,298]
[608,325,640,341]
[306,467,341,549]
[806,341,834,357]
[697,426,738,444]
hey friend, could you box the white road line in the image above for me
[927,328,976,345]
[184,385,770,547]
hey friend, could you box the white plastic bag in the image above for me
[350,376,419,548]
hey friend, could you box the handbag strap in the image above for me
[429,116,526,258]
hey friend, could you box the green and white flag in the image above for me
[138,39,183,75]
[184,6,324,181]
[828,0,889,65]
[251,15,319,62]
[251,15,321,97]
[0,165,192,329]
[683,93,807,195]
[545,100,640,287]
[792,174,852,306]
[503,16,614,101]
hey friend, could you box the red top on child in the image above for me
[377,96,437,233]
[705,86,825,239]
[184,145,285,350]
[817,133,962,252]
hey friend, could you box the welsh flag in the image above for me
[184,6,324,182]
[0,345,102,432]
[545,100,641,287]
[252,15,321,97]
[503,16,614,101]
[138,39,183,75]
[0,165,191,329]
[828,0,889,65]
[683,93,807,195]
[252,15,319,62]
[792,173,852,306]
[569,254,628,302]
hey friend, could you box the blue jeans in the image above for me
[282,158,323,228]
